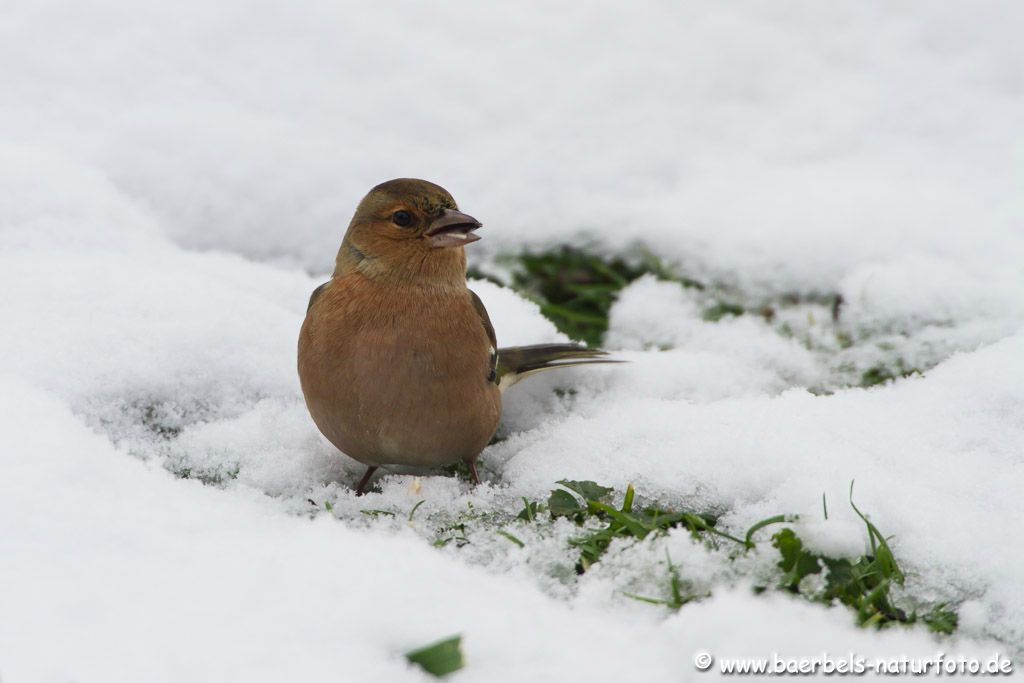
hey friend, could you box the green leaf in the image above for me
[773,528,822,589]
[548,489,582,518]
[557,479,614,501]
[405,635,464,677]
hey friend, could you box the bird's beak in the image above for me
[425,209,483,248]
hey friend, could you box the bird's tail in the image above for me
[496,343,619,392]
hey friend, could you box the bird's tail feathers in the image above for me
[496,343,620,392]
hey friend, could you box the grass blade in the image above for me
[743,514,793,548]
[496,530,525,548]
[408,500,426,521]
[848,481,903,583]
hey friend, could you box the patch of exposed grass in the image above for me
[767,487,956,633]
[470,245,940,392]
[441,461,480,482]
[471,246,703,346]
[860,361,924,388]
[529,479,956,634]
[374,479,958,637]
[623,551,699,609]
[167,462,240,487]
[141,403,184,440]
[702,301,745,322]
[546,479,745,573]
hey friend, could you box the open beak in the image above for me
[425,209,482,248]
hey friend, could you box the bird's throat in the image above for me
[336,240,469,288]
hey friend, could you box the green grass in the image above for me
[546,479,749,573]
[140,403,184,440]
[466,245,943,392]
[471,245,704,346]
[546,479,957,634]
[167,462,239,487]
[702,301,745,322]
[860,361,924,388]
[404,478,958,637]
[303,476,963,679]
[623,551,696,610]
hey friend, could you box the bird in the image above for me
[298,178,615,495]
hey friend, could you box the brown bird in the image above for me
[298,179,613,494]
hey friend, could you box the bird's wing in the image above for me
[307,281,330,312]
[469,289,499,384]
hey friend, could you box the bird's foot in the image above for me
[465,459,481,486]
[354,466,379,496]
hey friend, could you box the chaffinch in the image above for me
[298,179,612,494]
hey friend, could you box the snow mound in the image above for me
[4,0,1024,679]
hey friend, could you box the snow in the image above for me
[0,381,1007,682]
[3,0,1024,679]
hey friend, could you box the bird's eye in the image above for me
[391,210,413,227]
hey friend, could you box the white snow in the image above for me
[3,0,1024,680]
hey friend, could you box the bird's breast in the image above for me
[298,276,501,467]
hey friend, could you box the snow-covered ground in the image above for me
[2,1,1023,680]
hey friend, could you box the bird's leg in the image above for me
[354,466,378,496]
[465,459,481,486]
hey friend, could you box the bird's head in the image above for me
[333,178,482,284]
